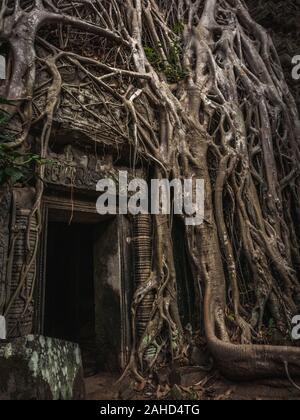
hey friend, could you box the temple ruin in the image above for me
[1,0,300,400]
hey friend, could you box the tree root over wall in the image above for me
[1,0,300,382]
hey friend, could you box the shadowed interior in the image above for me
[44,222,97,377]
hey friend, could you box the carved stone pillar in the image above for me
[0,187,11,317]
[5,188,39,338]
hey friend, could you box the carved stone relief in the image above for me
[0,187,11,317]
[5,188,39,338]
[44,144,144,191]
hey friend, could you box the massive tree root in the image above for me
[1,0,300,381]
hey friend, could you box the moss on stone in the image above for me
[0,335,85,400]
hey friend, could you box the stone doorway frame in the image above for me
[34,193,132,370]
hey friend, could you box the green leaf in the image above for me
[4,167,24,184]
[0,114,9,125]
[0,97,14,105]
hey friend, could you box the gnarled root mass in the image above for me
[1,0,300,381]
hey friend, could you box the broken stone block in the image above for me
[189,346,209,367]
[154,367,171,385]
[169,366,208,387]
[0,335,85,400]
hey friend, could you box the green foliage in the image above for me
[172,22,185,36]
[0,144,50,185]
[144,37,188,84]
[144,45,160,67]
[0,97,13,105]
[0,98,49,186]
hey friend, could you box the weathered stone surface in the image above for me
[0,335,85,400]
[169,366,208,388]
[0,316,6,340]
[0,188,11,317]
[189,345,210,367]
[155,367,172,386]
[0,55,5,80]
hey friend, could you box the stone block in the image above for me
[169,366,208,387]
[0,335,85,400]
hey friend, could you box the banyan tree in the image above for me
[0,0,300,384]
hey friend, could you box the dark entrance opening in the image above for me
[44,222,97,377]
[172,217,196,329]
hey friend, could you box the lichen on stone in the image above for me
[0,335,85,400]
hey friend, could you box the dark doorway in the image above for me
[44,222,97,377]
[172,218,196,329]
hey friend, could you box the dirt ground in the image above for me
[84,372,300,401]
[85,373,120,400]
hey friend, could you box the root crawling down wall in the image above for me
[0,0,300,382]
